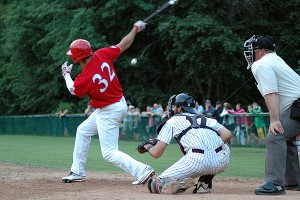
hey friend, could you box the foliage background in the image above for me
[0,0,299,115]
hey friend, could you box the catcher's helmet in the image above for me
[67,39,93,63]
[171,93,197,115]
[243,35,275,69]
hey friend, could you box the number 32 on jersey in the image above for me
[92,62,115,93]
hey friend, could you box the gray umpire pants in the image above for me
[265,107,300,186]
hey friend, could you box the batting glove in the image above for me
[61,61,73,77]
[134,20,146,32]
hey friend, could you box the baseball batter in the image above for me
[61,20,155,184]
[142,93,232,194]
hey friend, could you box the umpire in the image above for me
[244,35,300,195]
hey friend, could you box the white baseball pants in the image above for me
[70,97,149,179]
[159,144,230,179]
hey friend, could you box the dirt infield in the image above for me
[0,162,298,200]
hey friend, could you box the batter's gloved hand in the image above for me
[61,61,73,77]
[137,138,158,154]
[134,20,146,32]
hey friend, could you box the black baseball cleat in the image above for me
[255,182,285,195]
[285,184,300,191]
[193,175,213,194]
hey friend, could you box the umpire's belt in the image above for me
[192,146,223,154]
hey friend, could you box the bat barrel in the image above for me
[142,1,175,23]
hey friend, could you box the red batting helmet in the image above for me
[66,39,93,63]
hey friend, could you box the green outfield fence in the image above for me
[0,113,273,145]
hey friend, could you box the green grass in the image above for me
[0,135,266,178]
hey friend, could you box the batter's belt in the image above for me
[191,146,223,154]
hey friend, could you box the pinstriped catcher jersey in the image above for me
[157,113,224,153]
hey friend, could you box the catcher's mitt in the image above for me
[137,138,158,154]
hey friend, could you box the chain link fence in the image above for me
[0,113,288,147]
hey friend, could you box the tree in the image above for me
[0,0,299,114]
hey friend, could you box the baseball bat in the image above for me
[143,0,178,23]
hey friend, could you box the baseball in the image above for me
[169,0,176,5]
[131,58,137,65]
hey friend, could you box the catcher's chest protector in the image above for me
[174,114,218,155]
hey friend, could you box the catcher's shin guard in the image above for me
[148,177,194,194]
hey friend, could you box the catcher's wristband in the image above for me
[146,145,153,152]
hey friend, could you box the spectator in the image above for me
[157,104,164,115]
[228,103,246,145]
[195,101,204,115]
[212,101,223,124]
[203,100,215,118]
[142,106,154,139]
[84,103,95,116]
[249,102,266,144]
[245,104,259,145]
[148,103,163,138]
[131,107,142,141]
[56,108,69,136]
[122,105,135,138]
[220,102,236,145]
[161,105,169,121]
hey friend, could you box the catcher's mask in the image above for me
[167,93,197,117]
[243,35,275,69]
[167,94,176,117]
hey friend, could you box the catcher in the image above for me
[137,93,232,194]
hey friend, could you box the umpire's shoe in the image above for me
[62,172,86,183]
[285,184,300,191]
[255,182,286,195]
[137,166,155,184]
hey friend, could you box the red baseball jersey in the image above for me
[73,46,123,108]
